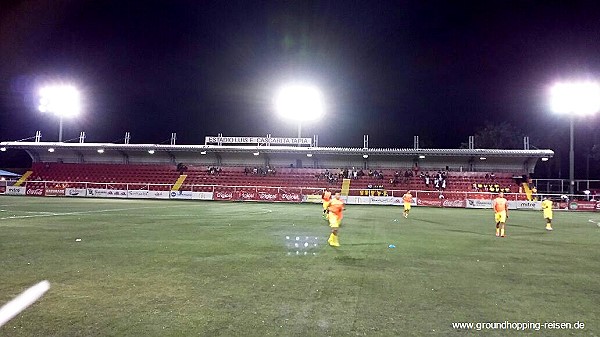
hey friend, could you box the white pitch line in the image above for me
[588,219,600,227]
[0,205,186,221]
[0,280,50,328]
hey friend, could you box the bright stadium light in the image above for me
[550,81,600,194]
[0,147,6,152]
[97,149,104,154]
[148,150,155,154]
[47,148,54,153]
[274,84,324,142]
[38,85,81,142]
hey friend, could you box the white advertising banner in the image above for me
[86,188,108,198]
[345,196,368,205]
[128,190,150,199]
[369,196,405,206]
[149,191,170,199]
[466,199,493,209]
[510,200,542,210]
[170,190,193,199]
[106,190,128,198]
[5,186,26,195]
[192,191,214,200]
[65,188,87,197]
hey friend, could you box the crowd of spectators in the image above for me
[207,166,222,175]
[244,166,276,176]
[419,171,448,190]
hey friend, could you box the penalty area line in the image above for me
[587,219,600,227]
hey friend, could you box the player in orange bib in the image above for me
[321,188,332,220]
[327,193,345,247]
[402,190,413,218]
[492,192,508,237]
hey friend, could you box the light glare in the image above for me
[38,85,81,117]
[275,84,324,121]
[550,82,600,116]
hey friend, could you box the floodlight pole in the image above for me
[569,117,574,195]
[58,116,64,142]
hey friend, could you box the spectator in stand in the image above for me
[404,170,411,183]
[244,167,251,175]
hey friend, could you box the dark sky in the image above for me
[2,1,600,174]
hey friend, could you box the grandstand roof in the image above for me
[0,141,554,158]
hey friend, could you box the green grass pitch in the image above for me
[0,196,598,336]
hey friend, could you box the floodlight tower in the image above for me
[38,85,81,142]
[275,84,324,145]
[550,81,600,195]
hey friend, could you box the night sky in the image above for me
[1,1,600,177]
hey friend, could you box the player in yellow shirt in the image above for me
[402,190,413,218]
[321,188,332,220]
[541,197,553,231]
[492,192,508,237]
[327,193,345,247]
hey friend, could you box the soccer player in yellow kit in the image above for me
[542,197,553,231]
[492,192,508,237]
[327,193,344,247]
[402,190,413,218]
[321,188,332,220]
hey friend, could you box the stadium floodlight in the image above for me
[0,147,6,152]
[479,157,487,160]
[200,151,207,155]
[362,154,369,159]
[274,84,324,142]
[97,149,104,154]
[38,85,81,142]
[306,153,313,157]
[419,155,426,159]
[253,152,260,156]
[148,150,155,154]
[541,157,549,162]
[47,148,54,153]
[550,81,600,194]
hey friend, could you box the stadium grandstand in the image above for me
[0,134,554,204]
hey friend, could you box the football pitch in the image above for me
[0,196,598,336]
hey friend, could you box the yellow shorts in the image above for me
[543,210,553,220]
[329,214,341,228]
[495,211,507,223]
[323,201,330,210]
[404,202,411,211]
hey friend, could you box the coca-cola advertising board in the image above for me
[442,199,466,208]
[26,187,45,196]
